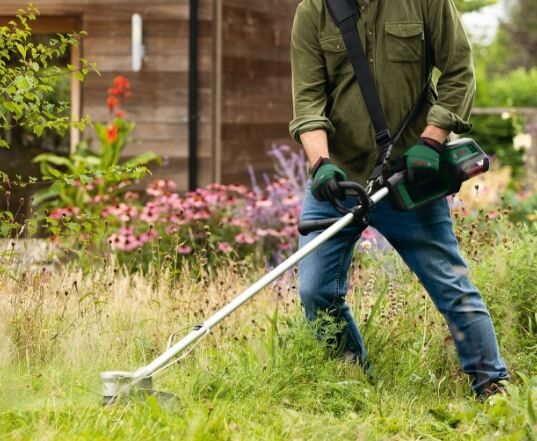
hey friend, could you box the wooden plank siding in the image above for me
[2,0,303,189]
[218,0,299,184]
[0,0,217,190]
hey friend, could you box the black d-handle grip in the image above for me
[298,217,341,235]
[330,181,371,216]
[297,181,371,235]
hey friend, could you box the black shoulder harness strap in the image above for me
[325,0,433,187]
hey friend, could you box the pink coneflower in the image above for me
[139,228,158,244]
[227,184,248,194]
[49,207,79,220]
[117,203,138,222]
[255,198,273,208]
[217,242,233,253]
[229,218,250,227]
[176,245,193,255]
[166,224,179,235]
[192,210,210,221]
[280,213,297,225]
[266,228,283,238]
[124,191,139,201]
[147,179,178,197]
[108,230,141,252]
[235,232,256,245]
[92,194,110,204]
[282,195,300,206]
[140,207,160,223]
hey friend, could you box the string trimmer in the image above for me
[100,138,489,405]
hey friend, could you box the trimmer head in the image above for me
[100,371,179,407]
[101,371,150,405]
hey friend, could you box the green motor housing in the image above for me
[387,138,490,211]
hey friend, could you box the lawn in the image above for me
[0,217,536,441]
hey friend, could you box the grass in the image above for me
[0,218,536,440]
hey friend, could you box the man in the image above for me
[289,0,509,398]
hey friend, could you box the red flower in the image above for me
[115,111,126,119]
[107,95,119,110]
[106,124,119,143]
[114,75,130,89]
[113,75,131,98]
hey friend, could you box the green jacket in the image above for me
[289,0,476,184]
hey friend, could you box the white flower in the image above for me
[360,240,372,250]
[513,133,532,152]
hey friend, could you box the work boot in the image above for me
[476,381,508,401]
[340,350,376,384]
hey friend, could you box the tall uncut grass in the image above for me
[0,213,536,440]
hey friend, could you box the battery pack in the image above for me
[387,138,490,211]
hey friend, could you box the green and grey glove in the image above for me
[403,137,444,183]
[310,158,348,202]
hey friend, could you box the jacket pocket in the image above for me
[320,36,353,81]
[385,22,424,62]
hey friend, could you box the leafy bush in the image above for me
[0,4,94,151]
[472,44,537,179]
[32,75,160,211]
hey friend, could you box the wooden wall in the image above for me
[218,0,299,185]
[2,0,302,189]
[0,0,217,189]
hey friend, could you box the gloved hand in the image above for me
[310,157,348,202]
[403,137,444,183]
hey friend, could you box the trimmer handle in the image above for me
[328,181,371,215]
[298,181,371,235]
[298,217,343,235]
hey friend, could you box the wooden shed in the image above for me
[0,0,299,190]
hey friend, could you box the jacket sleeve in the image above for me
[426,0,476,134]
[289,2,335,144]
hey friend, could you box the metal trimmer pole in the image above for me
[101,187,389,404]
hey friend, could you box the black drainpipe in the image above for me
[188,0,199,191]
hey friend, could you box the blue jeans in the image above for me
[298,185,509,393]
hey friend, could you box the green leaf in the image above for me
[66,222,81,233]
[3,101,21,115]
[33,153,74,170]
[0,223,12,237]
[122,151,161,168]
[14,75,31,91]
[79,174,93,185]
[0,139,9,149]
[529,391,537,425]
[15,42,26,59]
[33,125,44,137]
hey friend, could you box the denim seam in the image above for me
[334,234,357,299]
